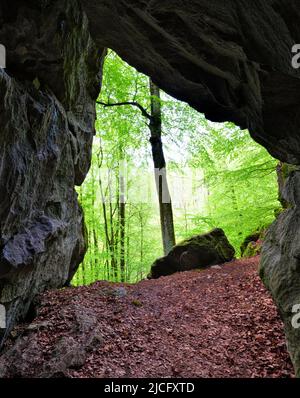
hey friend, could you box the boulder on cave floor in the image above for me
[149,228,235,279]
[240,227,269,258]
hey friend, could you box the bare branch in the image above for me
[97,100,152,120]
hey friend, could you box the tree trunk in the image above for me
[149,79,176,255]
[119,159,126,282]
[97,152,113,281]
[139,211,144,282]
[230,183,243,237]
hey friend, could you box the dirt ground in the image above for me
[0,256,294,378]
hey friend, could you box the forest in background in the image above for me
[72,51,280,286]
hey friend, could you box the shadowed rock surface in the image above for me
[149,229,235,279]
[260,164,300,377]
[0,0,300,375]
[81,0,300,162]
[0,0,104,343]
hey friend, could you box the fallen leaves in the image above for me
[0,256,294,378]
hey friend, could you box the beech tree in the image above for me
[97,53,176,256]
[73,51,279,285]
[149,79,176,255]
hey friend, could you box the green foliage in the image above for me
[131,299,143,307]
[186,120,278,253]
[72,51,279,286]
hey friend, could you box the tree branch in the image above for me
[96,100,152,120]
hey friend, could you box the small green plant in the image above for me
[131,299,143,307]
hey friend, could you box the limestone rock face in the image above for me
[81,0,300,163]
[0,0,104,343]
[260,166,300,377]
[149,229,235,279]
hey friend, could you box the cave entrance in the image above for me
[72,50,280,286]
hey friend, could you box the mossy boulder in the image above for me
[242,241,262,258]
[149,228,235,279]
[240,227,268,258]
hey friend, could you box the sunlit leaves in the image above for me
[74,50,279,285]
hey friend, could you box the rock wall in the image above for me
[0,0,104,343]
[81,0,300,162]
[260,166,300,377]
[1,0,300,375]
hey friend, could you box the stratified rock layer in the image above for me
[0,0,103,343]
[260,165,300,377]
[81,0,300,162]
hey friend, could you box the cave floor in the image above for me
[0,256,294,378]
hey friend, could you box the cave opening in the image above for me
[72,50,280,287]
[1,0,299,377]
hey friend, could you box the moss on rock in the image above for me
[149,228,235,279]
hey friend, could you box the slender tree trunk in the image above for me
[93,228,98,279]
[183,202,188,234]
[109,198,118,281]
[97,151,113,281]
[87,227,92,282]
[149,79,176,255]
[119,159,126,282]
[91,165,96,281]
[99,179,109,254]
[139,211,144,281]
[230,184,243,237]
[126,212,130,282]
